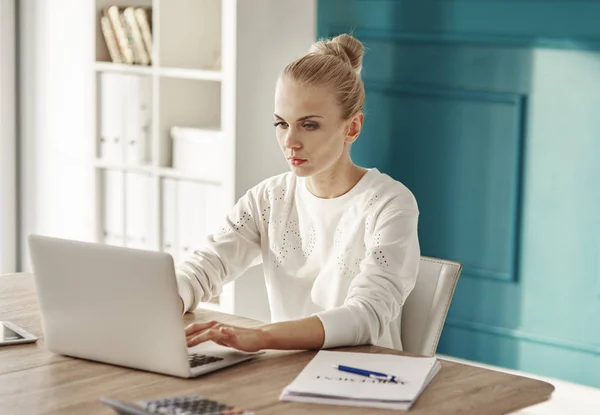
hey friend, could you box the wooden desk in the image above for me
[1,273,553,415]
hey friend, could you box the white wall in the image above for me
[232,0,316,322]
[19,0,96,271]
[235,0,316,194]
[0,0,17,273]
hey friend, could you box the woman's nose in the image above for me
[284,130,301,149]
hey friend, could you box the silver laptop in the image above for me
[28,234,263,378]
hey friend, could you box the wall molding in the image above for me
[365,80,526,283]
[445,318,600,357]
[364,80,523,104]
[461,265,511,283]
[332,28,600,52]
[597,244,600,299]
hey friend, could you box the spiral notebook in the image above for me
[280,351,441,410]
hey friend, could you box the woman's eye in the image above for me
[303,123,318,130]
[273,121,288,129]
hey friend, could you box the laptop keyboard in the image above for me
[188,353,224,368]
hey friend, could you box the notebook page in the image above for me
[282,351,439,403]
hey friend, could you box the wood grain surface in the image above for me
[0,273,554,414]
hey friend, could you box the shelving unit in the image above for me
[95,61,154,75]
[92,0,315,318]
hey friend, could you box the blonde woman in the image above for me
[177,34,420,352]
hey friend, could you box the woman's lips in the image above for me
[289,158,307,166]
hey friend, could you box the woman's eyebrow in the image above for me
[273,114,323,121]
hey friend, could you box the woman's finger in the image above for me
[186,326,213,339]
[187,328,230,348]
[186,324,226,342]
[184,320,219,336]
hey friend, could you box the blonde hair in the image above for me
[282,34,365,120]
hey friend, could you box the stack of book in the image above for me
[100,5,153,65]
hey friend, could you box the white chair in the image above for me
[401,256,462,356]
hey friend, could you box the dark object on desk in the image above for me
[100,398,152,415]
[101,395,253,415]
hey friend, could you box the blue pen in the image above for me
[333,364,404,384]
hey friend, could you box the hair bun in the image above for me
[309,34,364,74]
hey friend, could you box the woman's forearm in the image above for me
[258,316,325,350]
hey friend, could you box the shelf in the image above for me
[95,62,153,76]
[94,160,154,174]
[158,67,222,82]
[158,167,222,185]
[93,161,222,185]
[94,62,222,81]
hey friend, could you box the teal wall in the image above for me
[318,0,600,387]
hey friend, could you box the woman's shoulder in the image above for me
[247,171,296,202]
[366,169,418,212]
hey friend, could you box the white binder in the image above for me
[123,75,152,165]
[103,170,125,246]
[125,172,152,249]
[99,73,124,163]
[163,180,222,264]
[176,181,196,262]
[162,178,178,262]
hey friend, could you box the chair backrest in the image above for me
[401,256,462,356]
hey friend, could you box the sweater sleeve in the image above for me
[315,204,420,348]
[175,188,263,313]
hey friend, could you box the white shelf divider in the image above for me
[94,159,155,175]
[95,61,153,76]
[158,67,222,82]
[158,167,222,186]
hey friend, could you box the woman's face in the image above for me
[274,77,360,177]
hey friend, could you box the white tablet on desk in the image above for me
[0,321,38,346]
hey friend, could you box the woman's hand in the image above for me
[185,321,265,353]
[185,316,325,352]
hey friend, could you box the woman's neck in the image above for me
[305,158,367,199]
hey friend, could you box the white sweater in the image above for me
[176,168,420,350]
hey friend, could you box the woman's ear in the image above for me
[344,112,364,144]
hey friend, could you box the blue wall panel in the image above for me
[360,83,525,282]
[319,0,600,387]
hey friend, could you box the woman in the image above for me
[177,34,420,353]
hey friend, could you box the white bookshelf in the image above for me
[95,61,153,75]
[92,0,316,319]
